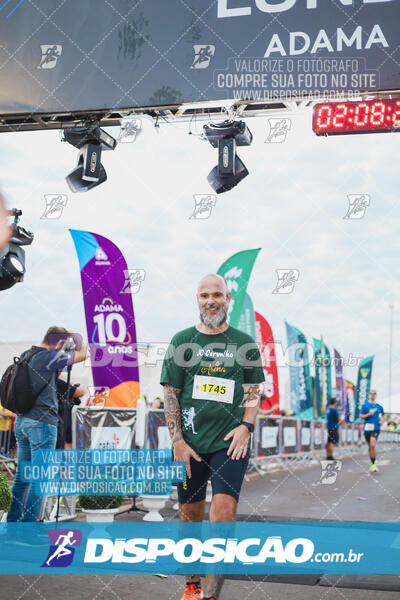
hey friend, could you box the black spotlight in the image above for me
[63,126,117,193]
[203,120,252,194]
[0,209,34,291]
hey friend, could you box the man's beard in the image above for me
[199,301,229,329]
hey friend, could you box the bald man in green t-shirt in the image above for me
[160,274,264,600]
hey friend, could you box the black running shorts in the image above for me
[327,429,339,445]
[364,430,380,443]
[178,446,250,504]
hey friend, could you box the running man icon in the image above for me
[42,529,82,568]
[46,531,77,566]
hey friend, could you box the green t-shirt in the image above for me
[160,325,264,454]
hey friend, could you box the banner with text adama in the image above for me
[70,229,140,408]
[2,2,400,116]
[217,249,260,328]
[354,356,374,421]
[255,311,279,415]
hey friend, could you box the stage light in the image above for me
[66,149,107,193]
[207,155,249,194]
[63,126,117,151]
[0,209,34,291]
[203,120,252,194]
[63,126,117,193]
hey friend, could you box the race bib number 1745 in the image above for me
[192,376,235,404]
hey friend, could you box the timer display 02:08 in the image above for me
[312,100,400,136]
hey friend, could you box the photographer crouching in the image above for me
[6,327,86,522]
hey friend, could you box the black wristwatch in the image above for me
[241,421,254,433]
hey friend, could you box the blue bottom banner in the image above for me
[0,522,399,574]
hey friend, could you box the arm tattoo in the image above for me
[243,383,262,408]
[164,384,183,443]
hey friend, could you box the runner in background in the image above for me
[360,389,384,472]
[325,398,342,461]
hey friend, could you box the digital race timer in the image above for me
[312,100,400,136]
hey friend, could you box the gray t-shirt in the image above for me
[24,346,69,426]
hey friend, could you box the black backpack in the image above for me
[0,347,50,415]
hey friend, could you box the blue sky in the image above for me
[0,110,398,410]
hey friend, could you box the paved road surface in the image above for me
[1,446,399,599]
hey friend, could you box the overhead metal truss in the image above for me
[1,90,398,134]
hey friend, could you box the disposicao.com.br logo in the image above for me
[83,536,363,566]
[3,522,392,575]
